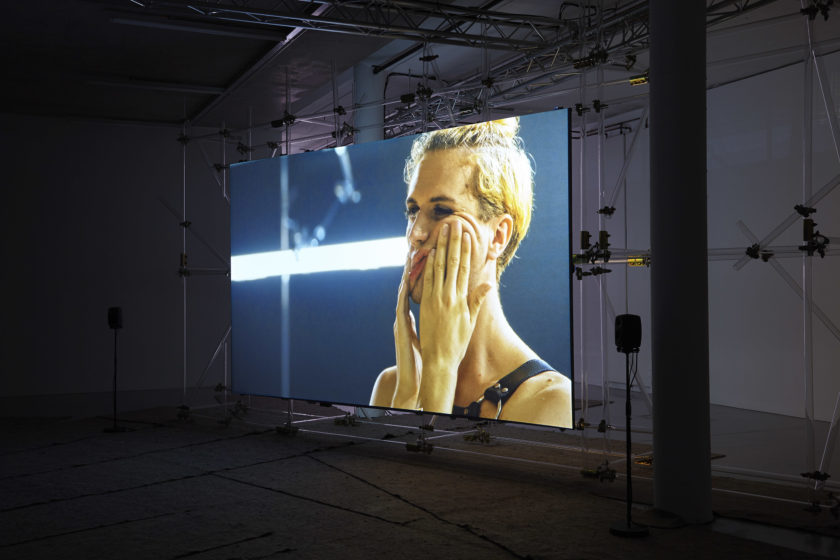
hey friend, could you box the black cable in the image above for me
[629,351,639,387]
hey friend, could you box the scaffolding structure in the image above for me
[571,2,840,501]
[166,0,840,503]
[131,0,781,145]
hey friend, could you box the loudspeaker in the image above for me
[615,314,641,353]
[108,307,123,330]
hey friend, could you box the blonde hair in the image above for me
[404,117,533,280]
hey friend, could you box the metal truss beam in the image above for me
[121,0,578,51]
[122,0,780,54]
[382,0,786,136]
[117,0,789,136]
[705,0,786,27]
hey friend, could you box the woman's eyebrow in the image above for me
[405,195,457,206]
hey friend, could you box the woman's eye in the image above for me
[405,205,453,220]
[433,205,454,217]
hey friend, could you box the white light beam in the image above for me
[231,237,406,281]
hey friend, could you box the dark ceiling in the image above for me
[0,0,397,126]
[2,1,269,122]
[2,0,838,151]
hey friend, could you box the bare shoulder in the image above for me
[370,366,397,407]
[500,371,573,428]
[523,370,570,392]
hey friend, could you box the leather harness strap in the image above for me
[453,359,555,419]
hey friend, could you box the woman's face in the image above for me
[404,148,499,303]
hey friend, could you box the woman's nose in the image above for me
[407,216,430,247]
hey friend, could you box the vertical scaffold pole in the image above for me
[280,69,292,398]
[422,43,430,132]
[332,60,341,146]
[482,23,490,121]
[623,128,629,316]
[182,121,188,403]
[577,0,590,463]
[220,121,228,410]
[800,5,816,490]
[596,58,611,455]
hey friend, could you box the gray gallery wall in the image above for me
[573,52,840,423]
[0,114,231,415]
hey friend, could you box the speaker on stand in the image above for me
[104,307,130,433]
[610,314,649,537]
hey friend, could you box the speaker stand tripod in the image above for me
[609,350,648,537]
[104,307,131,433]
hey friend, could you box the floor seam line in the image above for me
[307,454,530,559]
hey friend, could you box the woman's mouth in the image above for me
[409,250,429,285]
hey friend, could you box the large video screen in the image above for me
[230,109,573,428]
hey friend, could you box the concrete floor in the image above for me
[2,396,839,559]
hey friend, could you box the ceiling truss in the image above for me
[381,0,786,138]
[121,0,577,50]
[119,0,791,142]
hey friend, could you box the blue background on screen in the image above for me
[230,110,571,421]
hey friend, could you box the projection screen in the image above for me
[230,109,572,428]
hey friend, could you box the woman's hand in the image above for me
[392,255,422,409]
[417,220,491,413]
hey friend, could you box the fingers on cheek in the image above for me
[432,219,452,242]
[459,233,471,276]
[436,222,450,248]
[451,221,477,260]
[454,212,479,233]
[450,216,478,247]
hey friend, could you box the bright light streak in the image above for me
[231,237,406,281]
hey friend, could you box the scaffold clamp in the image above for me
[795,204,817,217]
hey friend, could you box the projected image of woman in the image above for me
[370,117,572,427]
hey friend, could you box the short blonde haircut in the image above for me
[404,117,533,280]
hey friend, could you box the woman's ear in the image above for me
[487,214,513,260]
